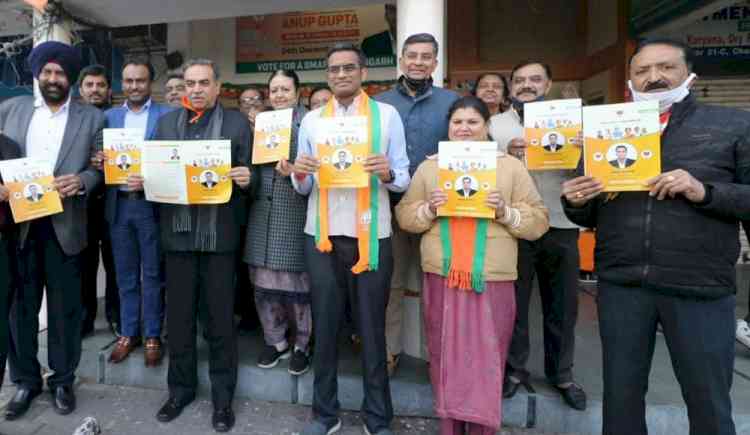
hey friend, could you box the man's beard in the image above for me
[40,82,69,105]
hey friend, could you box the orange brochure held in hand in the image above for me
[252,108,293,164]
[0,158,62,223]
[583,101,661,192]
[142,140,232,205]
[316,116,369,188]
[524,99,582,170]
[103,128,144,185]
[437,141,497,219]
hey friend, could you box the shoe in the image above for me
[144,337,163,367]
[288,349,310,376]
[257,344,291,369]
[363,424,394,435]
[302,418,342,435]
[108,336,142,364]
[737,319,750,349]
[555,383,587,411]
[5,387,41,420]
[156,396,193,423]
[503,376,521,399]
[51,385,76,415]
[386,353,400,377]
[212,407,235,432]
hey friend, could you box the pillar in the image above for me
[394,0,447,360]
[396,0,446,87]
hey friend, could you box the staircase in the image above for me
[694,77,750,263]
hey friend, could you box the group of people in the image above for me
[0,30,745,435]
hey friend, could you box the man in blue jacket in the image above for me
[94,59,172,367]
[376,33,459,374]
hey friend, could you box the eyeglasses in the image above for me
[239,96,263,107]
[327,64,359,75]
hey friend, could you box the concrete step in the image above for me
[697,96,750,104]
[694,77,750,86]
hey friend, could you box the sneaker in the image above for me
[257,344,291,369]
[737,319,750,349]
[288,349,310,376]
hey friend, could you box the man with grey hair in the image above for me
[375,32,459,376]
[132,58,252,432]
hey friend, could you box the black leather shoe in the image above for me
[555,383,587,411]
[156,396,193,423]
[503,376,520,399]
[5,387,41,420]
[51,385,76,415]
[212,407,235,432]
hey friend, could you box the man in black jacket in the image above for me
[562,38,747,435]
[129,58,251,432]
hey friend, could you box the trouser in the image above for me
[82,195,119,329]
[110,197,162,338]
[385,223,421,357]
[598,281,736,435]
[0,237,16,390]
[507,228,579,384]
[9,218,83,389]
[306,236,394,433]
[166,251,237,408]
[254,292,312,350]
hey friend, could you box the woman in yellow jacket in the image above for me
[396,96,549,435]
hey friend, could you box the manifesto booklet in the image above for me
[252,108,293,164]
[0,158,63,223]
[316,116,369,189]
[524,98,582,170]
[103,128,144,185]
[583,101,661,192]
[141,140,232,205]
[437,141,497,219]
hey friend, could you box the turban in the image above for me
[28,41,81,84]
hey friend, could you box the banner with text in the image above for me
[236,4,396,73]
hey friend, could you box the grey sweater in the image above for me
[489,109,578,229]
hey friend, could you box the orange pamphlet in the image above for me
[252,108,293,164]
[523,99,582,170]
[437,141,497,219]
[583,101,661,192]
[0,158,63,223]
[141,140,232,205]
[103,128,144,184]
[316,116,369,188]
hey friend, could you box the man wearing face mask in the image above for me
[561,38,747,435]
[489,60,586,411]
[376,32,459,375]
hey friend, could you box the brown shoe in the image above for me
[109,336,141,363]
[144,337,163,367]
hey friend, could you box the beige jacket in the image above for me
[395,152,549,282]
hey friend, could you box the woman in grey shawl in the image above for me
[244,70,312,375]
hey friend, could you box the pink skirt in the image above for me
[422,272,516,429]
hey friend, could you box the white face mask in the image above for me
[628,73,697,113]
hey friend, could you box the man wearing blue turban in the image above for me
[0,40,105,420]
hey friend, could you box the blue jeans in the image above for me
[110,197,162,338]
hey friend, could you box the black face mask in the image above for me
[401,75,432,95]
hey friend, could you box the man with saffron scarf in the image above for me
[141,58,251,433]
[293,42,410,435]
